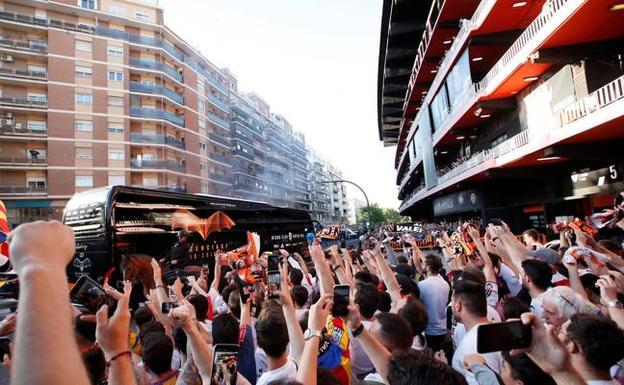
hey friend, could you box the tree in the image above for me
[357,203,385,225]
[382,208,410,224]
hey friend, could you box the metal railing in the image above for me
[130,107,184,127]
[208,152,230,165]
[0,97,47,108]
[129,58,183,82]
[0,11,47,27]
[0,37,47,53]
[0,186,46,194]
[206,94,229,112]
[129,82,184,104]
[0,157,47,165]
[129,132,185,150]
[0,67,47,79]
[208,172,232,183]
[558,75,624,126]
[208,112,230,130]
[208,132,230,147]
[130,159,186,173]
[477,0,581,94]
[0,125,47,136]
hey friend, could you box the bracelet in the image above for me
[350,323,365,338]
[106,351,131,368]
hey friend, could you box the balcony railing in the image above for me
[0,67,47,80]
[0,38,47,53]
[130,159,186,173]
[0,186,47,194]
[558,75,624,126]
[0,11,47,27]
[0,157,47,166]
[208,132,230,147]
[0,97,47,108]
[208,172,232,184]
[208,112,230,130]
[129,58,183,83]
[130,107,184,127]
[129,133,185,150]
[477,0,582,94]
[207,94,229,112]
[208,152,230,165]
[129,82,184,104]
[0,125,47,137]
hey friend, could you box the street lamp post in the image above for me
[320,179,371,232]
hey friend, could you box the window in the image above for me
[27,93,46,103]
[199,142,206,150]
[75,66,92,78]
[141,80,156,86]
[75,148,92,159]
[108,96,124,106]
[108,150,124,160]
[79,0,96,9]
[75,40,92,52]
[108,125,123,133]
[108,70,123,81]
[27,121,46,131]
[75,121,93,132]
[107,45,123,57]
[110,4,125,15]
[135,11,149,21]
[27,178,46,189]
[198,100,205,110]
[108,175,125,186]
[75,176,93,187]
[75,93,92,105]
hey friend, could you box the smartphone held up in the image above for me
[476,320,532,354]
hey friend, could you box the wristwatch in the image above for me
[304,328,322,341]
[350,323,365,338]
[608,300,624,309]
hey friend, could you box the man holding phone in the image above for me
[451,279,503,385]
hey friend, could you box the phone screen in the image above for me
[211,344,239,385]
[70,275,108,313]
[268,254,280,271]
[267,271,281,293]
[477,321,532,353]
[332,284,350,317]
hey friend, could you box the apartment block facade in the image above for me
[0,0,348,226]
[378,0,624,232]
[307,148,351,225]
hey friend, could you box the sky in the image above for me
[159,0,401,209]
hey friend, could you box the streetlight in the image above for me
[320,179,371,232]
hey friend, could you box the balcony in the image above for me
[0,157,47,167]
[130,107,184,127]
[0,38,47,54]
[208,112,230,130]
[203,72,228,94]
[208,152,230,165]
[129,58,183,83]
[0,67,47,80]
[0,186,46,195]
[0,124,47,137]
[208,132,230,148]
[130,159,186,173]
[129,82,184,104]
[206,94,229,112]
[208,172,232,184]
[0,97,46,109]
[0,11,47,27]
[558,75,624,127]
[129,133,185,150]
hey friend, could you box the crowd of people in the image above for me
[3,214,624,385]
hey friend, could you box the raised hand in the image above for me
[596,274,620,304]
[8,220,75,275]
[169,302,197,332]
[96,280,132,361]
[309,294,332,333]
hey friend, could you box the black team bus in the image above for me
[62,186,314,283]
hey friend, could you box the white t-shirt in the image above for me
[350,319,375,376]
[499,263,522,297]
[452,323,503,385]
[256,359,297,385]
[454,307,502,347]
[530,293,545,319]
[418,274,450,336]
[208,287,229,315]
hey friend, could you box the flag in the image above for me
[0,200,9,257]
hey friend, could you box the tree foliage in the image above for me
[357,204,410,225]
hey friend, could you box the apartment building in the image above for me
[378,0,624,232]
[227,79,311,211]
[0,0,348,226]
[307,148,332,224]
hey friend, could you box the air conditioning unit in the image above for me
[0,54,13,62]
[0,118,13,126]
